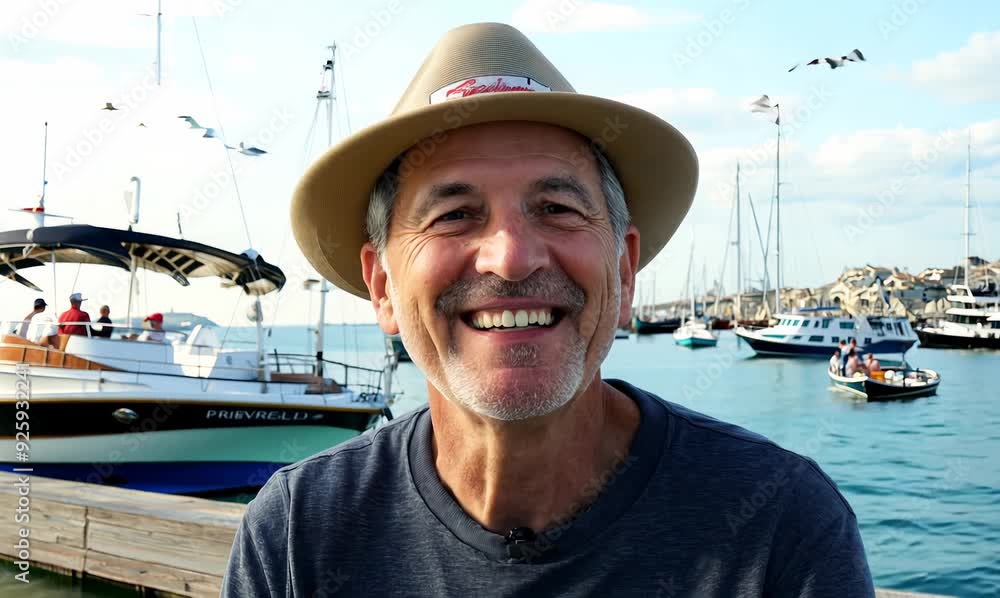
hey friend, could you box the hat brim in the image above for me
[291,92,698,300]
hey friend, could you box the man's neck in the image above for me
[428,376,640,534]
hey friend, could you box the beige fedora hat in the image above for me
[291,22,698,299]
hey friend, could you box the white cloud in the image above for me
[614,87,726,116]
[511,0,698,33]
[909,31,1000,103]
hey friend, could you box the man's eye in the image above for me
[434,210,467,223]
[543,203,575,215]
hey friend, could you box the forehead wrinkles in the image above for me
[395,152,599,214]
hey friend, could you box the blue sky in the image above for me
[2,0,998,324]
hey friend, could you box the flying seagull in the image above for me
[225,142,268,156]
[102,102,120,111]
[789,49,865,72]
[178,115,208,129]
[137,122,147,128]
[750,94,780,125]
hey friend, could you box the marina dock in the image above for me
[0,472,955,597]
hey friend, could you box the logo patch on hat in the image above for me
[429,75,551,104]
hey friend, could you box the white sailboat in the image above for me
[674,244,719,348]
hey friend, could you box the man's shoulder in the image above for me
[247,407,425,518]
[615,380,855,517]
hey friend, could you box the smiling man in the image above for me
[223,22,874,597]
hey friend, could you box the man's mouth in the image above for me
[463,307,562,330]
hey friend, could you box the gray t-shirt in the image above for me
[223,380,873,597]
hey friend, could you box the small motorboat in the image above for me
[828,364,940,401]
[614,328,630,339]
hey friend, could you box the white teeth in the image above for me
[470,308,555,329]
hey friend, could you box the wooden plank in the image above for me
[84,550,222,597]
[0,536,86,572]
[86,519,235,576]
[88,506,239,546]
[0,492,87,548]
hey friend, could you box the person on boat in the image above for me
[845,349,867,377]
[91,305,114,339]
[57,292,91,336]
[17,297,47,338]
[127,312,166,343]
[865,353,881,372]
[836,340,848,374]
[224,22,874,597]
[829,348,841,374]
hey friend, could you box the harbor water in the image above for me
[3,324,998,597]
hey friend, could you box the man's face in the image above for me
[70,300,81,309]
[100,307,110,317]
[362,122,639,421]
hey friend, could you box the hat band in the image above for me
[429,75,552,105]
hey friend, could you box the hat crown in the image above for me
[393,22,575,115]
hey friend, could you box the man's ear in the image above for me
[361,242,399,335]
[618,224,641,328]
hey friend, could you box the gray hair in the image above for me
[366,145,631,256]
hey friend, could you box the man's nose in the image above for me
[474,218,551,282]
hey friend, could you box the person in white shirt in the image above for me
[17,298,47,337]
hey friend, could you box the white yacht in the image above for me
[734,307,917,358]
[1,224,395,494]
[916,285,1000,349]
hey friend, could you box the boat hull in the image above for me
[736,329,915,358]
[0,398,383,493]
[675,336,718,348]
[916,328,1000,350]
[633,318,681,334]
[827,369,940,401]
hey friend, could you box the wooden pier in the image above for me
[0,472,955,597]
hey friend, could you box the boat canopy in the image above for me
[0,225,285,296]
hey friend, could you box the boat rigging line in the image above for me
[190,16,254,251]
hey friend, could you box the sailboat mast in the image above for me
[40,121,48,213]
[315,43,337,376]
[774,106,782,313]
[735,162,742,320]
[964,130,971,287]
[155,0,162,85]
